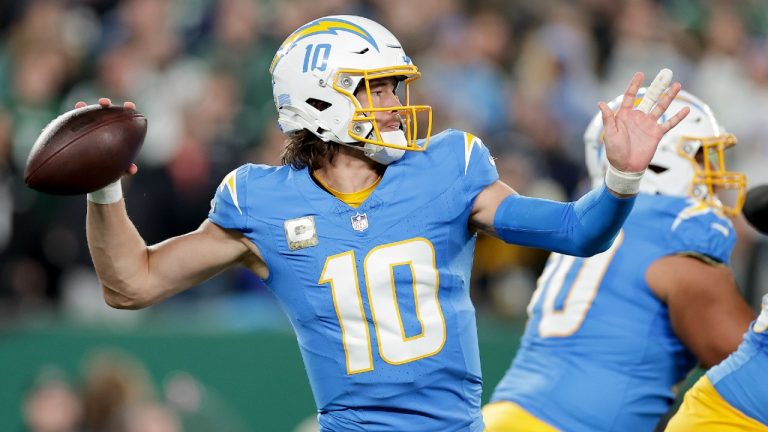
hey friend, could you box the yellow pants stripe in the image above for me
[482,401,560,432]
[666,375,768,432]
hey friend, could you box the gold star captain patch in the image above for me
[284,216,319,251]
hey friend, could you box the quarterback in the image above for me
[80,15,688,431]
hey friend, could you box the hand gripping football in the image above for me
[24,104,147,195]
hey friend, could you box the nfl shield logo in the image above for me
[351,213,369,232]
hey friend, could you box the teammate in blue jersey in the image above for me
[78,15,689,432]
[483,90,755,432]
[666,192,768,432]
[665,294,768,432]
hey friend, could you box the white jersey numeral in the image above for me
[319,238,446,374]
[530,231,624,337]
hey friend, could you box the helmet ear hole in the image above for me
[306,98,332,111]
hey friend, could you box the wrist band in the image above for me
[87,180,123,204]
[605,164,644,195]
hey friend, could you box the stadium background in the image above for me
[1,0,767,431]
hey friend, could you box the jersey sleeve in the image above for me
[208,164,251,232]
[667,212,736,264]
[460,131,499,201]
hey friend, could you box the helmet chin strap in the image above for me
[363,130,407,165]
[339,126,408,165]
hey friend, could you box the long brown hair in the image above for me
[280,129,341,170]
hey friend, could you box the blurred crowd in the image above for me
[22,349,252,432]
[1,0,768,326]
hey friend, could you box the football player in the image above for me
[665,294,768,431]
[665,188,768,432]
[484,90,755,432]
[80,15,688,431]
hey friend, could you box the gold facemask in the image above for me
[677,134,747,216]
[332,65,432,151]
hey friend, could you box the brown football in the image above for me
[24,104,147,195]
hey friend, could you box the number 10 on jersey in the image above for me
[319,238,447,374]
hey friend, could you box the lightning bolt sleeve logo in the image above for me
[464,132,486,174]
[219,169,243,215]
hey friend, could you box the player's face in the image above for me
[355,77,403,131]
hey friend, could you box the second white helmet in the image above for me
[584,89,746,215]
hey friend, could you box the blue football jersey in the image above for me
[707,295,768,426]
[208,130,498,431]
[490,194,737,432]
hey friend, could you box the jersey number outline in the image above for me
[528,231,624,337]
[319,238,447,374]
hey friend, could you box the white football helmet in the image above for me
[584,89,746,216]
[270,15,432,157]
